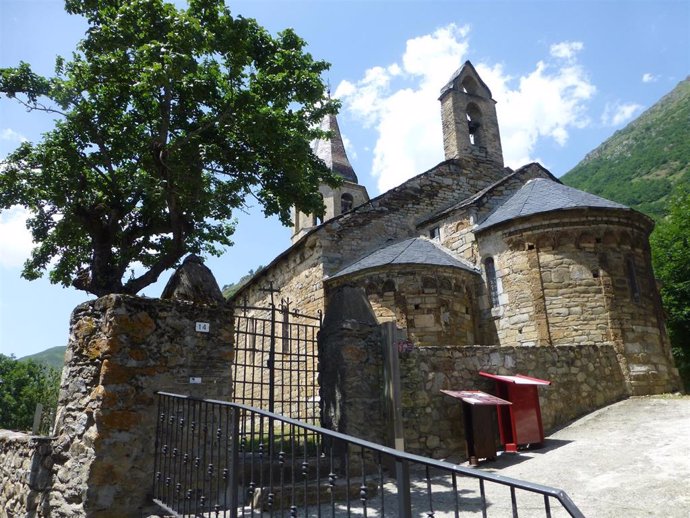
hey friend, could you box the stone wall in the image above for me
[318,284,631,461]
[329,266,480,347]
[47,294,233,517]
[237,156,510,314]
[0,431,53,518]
[473,211,681,394]
[398,343,628,459]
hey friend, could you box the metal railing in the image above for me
[152,392,585,518]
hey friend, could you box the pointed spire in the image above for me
[313,113,359,183]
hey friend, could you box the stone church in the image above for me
[234,61,680,454]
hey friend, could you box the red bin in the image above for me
[478,372,551,453]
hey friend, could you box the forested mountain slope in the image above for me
[561,77,690,219]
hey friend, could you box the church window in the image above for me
[485,257,499,307]
[429,226,440,241]
[626,257,640,302]
[340,193,354,214]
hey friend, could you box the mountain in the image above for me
[20,346,67,370]
[561,77,690,219]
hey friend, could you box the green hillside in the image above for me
[20,346,67,370]
[561,77,690,219]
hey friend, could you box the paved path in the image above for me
[478,395,690,517]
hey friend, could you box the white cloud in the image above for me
[336,29,596,191]
[0,128,28,144]
[601,102,643,126]
[642,73,657,83]
[550,41,584,61]
[0,206,34,269]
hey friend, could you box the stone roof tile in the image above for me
[475,178,629,232]
[328,237,479,280]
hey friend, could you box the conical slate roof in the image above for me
[329,237,478,280]
[475,178,629,232]
[313,113,358,183]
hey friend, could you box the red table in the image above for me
[478,372,551,452]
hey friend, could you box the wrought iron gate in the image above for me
[231,300,321,426]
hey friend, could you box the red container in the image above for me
[478,372,551,452]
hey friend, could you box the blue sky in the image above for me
[1,0,689,358]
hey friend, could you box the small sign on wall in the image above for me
[189,377,202,384]
[195,322,210,333]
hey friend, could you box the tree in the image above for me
[0,0,339,296]
[650,185,690,390]
[0,354,60,432]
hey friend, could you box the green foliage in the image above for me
[651,186,690,390]
[222,265,264,299]
[562,78,690,220]
[0,0,339,297]
[0,354,60,432]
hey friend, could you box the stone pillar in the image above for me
[49,292,233,517]
[319,285,385,444]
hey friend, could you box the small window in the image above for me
[626,257,640,302]
[485,257,499,308]
[429,226,440,241]
[340,193,354,214]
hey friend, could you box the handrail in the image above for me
[153,391,585,517]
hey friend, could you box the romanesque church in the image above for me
[235,60,680,425]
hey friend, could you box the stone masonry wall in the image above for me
[398,344,628,459]
[329,266,480,347]
[48,294,233,517]
[0,431,53,518]
[474,211,681,394]
[237,156,509,315]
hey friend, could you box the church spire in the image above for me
[291,111,369,243]
[313,113,359,183]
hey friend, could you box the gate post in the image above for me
[381,322,411,517]
[227,406,241,518]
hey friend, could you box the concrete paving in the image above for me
[478,395,690,517]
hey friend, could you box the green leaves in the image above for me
[650,185,690,390]
[0,354,60,433]
[1,0,338,296]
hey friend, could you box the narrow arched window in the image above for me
[466,103,483,147]
[485,257,499,307]
[626,257,640,302]
[340,193,354,214]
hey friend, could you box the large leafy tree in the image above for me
[651,185,690,390]
[0,354,60,432]
[0,0,338,296]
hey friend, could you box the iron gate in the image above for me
[231,300,321,426]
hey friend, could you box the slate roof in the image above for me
[475,178,630,232]
[312,113,359,183]
[328,237,479,281]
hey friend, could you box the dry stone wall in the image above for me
[0,431,53,518]
[48,294,233,517]
[397,343,627,459]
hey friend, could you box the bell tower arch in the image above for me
[439,61,504,166]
